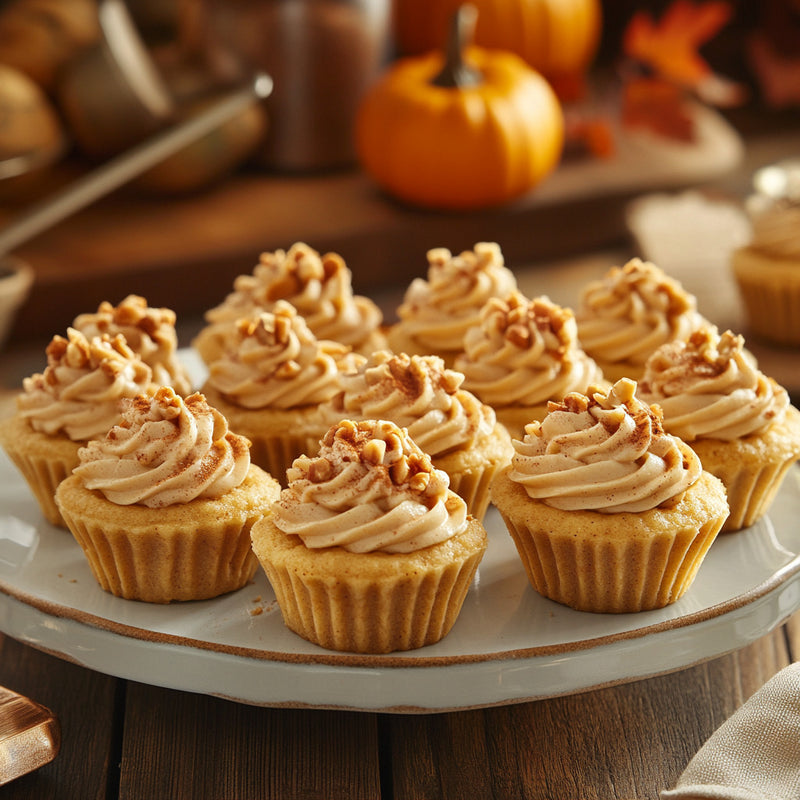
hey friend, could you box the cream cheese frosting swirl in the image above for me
[454,292,605,407]
[73,294,192,395]
[203,242,383,349]
[745,194,800,260]
[394,242,518,351]
[508,378,702,513]
[206,301,365,409]
[273,419,468,553]
[18,328,154,441]
[575,259,706,365]
[638,327,789,441]
[73,387,251,507]
[325,350,496,457]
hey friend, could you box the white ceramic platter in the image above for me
[1,448,799,714]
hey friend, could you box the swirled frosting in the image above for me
[73,387,251,507]
[272,419,468,553]
[508,378,702,513]
[576,259,706,365]
[17,328,154,441]
[638,327,790,441]
[394,242,518,351]
[454,292,605,407]
[203,242,383,348]
[206,301,365,409]
[325,350,496,457]
[745,194,800,260]
[73,294,192,395]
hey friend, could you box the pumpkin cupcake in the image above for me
[56,387,281,603]
[0,328,154,527]
[322,349,512,521]
[250,419,488,653]
[193,242,385,363]
[731,184,800,346]
[490,379,728,613]
[638,326,800,532]
[201,301,365,485]
[575,258,708,382]
[386,242,518,366]
[72,294,193,395]
[454,291,607,439]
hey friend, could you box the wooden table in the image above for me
[0,617,797,799]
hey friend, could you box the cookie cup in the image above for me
[202,385,326,486]
[0,414,80,527]
[250,512,487,653]
[431,423,513,522]
[688,405,800,533]
[731,247,800,346]
[490,467,728,613]
[55,465,280,603]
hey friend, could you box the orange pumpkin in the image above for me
[356,6,564,211]
[393,0,602,99]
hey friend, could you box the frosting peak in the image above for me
[73,387,251,507]
[274,419,468,553]
[508,378,702,513]
[206,301,365,409]
[455,292,604,407]
[576,258,706,365]
[638,326,790,441]
[326,350,496,456]
[18,328,154,441]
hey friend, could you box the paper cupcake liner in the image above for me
[56,467,279,603]
[251,517,487,653]
[445,461,503,523]
[0,416,80,528]
[246,432,322,487]
[491,470,728,613]
[732,248,800,346]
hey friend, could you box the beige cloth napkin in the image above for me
[661,662,800,800]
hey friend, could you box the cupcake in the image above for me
[731,180,800,346]
[575,258,707,382]
[193,242,385,363]
[454,291,607,439]
[55,387,281,603]
[72,294,193,395]
[0,328,154,527]
[386,242,518,366]
[201,301,365,485]
[490,379,728,613]
[322,350,512,521]
[638,326,800,532]
[250,418,488,653]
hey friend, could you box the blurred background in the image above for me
[0,0,798,350]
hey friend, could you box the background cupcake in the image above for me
[638,326,800,532]
[0,328,153,527]
[323,349,512,521]
[386,242,517,366]
[250,419,487,653]
[490,379,728,613]
[201,301,364,485]
[575,258,708,382]
[193,242,385,363]
[454,291,606,439]
[56,387,281,603]
[73,294,193,395]
[731,175,800,346]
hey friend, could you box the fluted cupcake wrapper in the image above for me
[0,416,80,528]
[446,462,503,524]
[498,510,722,614]
[251,517,487,654]
[246,432,322,488]
[55,467,280,603]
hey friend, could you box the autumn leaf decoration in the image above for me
[621,0,745,141]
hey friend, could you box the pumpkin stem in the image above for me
[431,4,482,89]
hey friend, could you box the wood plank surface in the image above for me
[0,637,120,800]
